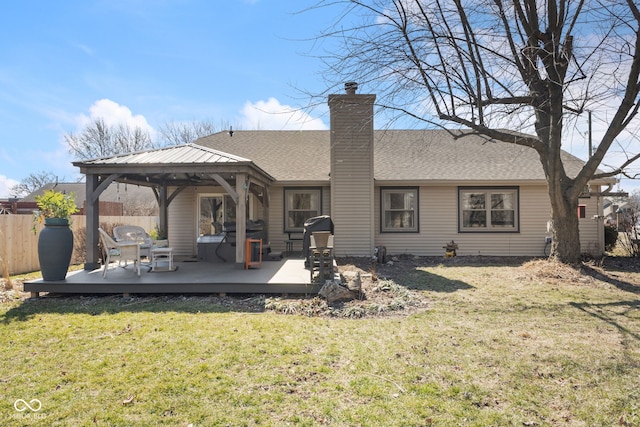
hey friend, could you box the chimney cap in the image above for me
[344,81,358,94]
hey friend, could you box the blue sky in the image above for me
[0,0,337,197]
[1,0,639,198]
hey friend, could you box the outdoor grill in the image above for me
[197,220,268,263]
[302,215,334,260]
[223,219,267,245]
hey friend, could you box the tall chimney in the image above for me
[328,82,376,257]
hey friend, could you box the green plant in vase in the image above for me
[32,189,79,233]
[32,189,79,281]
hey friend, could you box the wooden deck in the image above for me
[24,257,323,296]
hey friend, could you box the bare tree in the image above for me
[65,118,153,159]
[312,0,640,263]
[157,120,232,146]
[9,170,59,197]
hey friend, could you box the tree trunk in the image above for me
[535,53,583,265]
[548,185,582,264]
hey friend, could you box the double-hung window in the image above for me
[284,188,321,232]
[459,187,519,232]
[381,188,418,232]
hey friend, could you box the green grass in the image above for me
[1,261,639,426]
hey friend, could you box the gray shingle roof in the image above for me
[196,130,330,182]
[196,129,589,183]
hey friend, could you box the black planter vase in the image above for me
[38,218,74,281]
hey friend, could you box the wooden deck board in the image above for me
[24,258,322,295]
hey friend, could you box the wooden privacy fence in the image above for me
[0,215,158,276]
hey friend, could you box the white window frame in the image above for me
[284,187,322,232]
[459,187,519,232]
[381,187,419,233]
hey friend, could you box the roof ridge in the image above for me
[188,143,250,162]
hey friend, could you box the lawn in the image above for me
[1,257,639,426]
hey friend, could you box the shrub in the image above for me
[604,225,618,251]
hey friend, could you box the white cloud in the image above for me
[0,175,19,199]
[76,99,156,138]
[239,98,327,130]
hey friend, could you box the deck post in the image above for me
[235,173,247,268]
[84,174,101,270]
[262,186,269,243]
[158,184,169,239]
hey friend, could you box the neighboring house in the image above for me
[604,198,634,230]
[0,198,37,215]
[23,182,158,216]
[75,85,614,270]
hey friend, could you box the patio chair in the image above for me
[113,225,154,259]
[98,228,141,277]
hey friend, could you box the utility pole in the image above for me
[588,110,593,158]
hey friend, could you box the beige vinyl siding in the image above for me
[374,185,454,255]
[267,185,284,252]
[578,191,604,254]
[322,186,331,224]
[168,185,269,257]
[374,184,555,257]
[168,187,197,257]
[167,182,605,259]
[332,162,374,256]
[267,184,330,254]
[329,94,376,257]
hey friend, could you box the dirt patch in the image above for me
[0,281,26,304]
[266,257,429,318]
[519,258,595,284]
